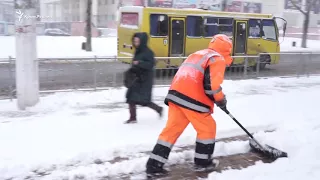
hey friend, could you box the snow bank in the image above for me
[0,76,320,179]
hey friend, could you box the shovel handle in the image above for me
[224,109,254,139]
[224,109,265,149]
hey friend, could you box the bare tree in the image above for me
[289,0,319,48]
[86,0,92,51]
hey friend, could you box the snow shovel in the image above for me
[223,109,288,159]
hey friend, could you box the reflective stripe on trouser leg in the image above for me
[146,103,189,171]
[146,139,173,169]
[194,138,215,166]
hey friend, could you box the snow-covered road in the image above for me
[0,36,320,59]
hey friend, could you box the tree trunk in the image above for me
[86,0,92,51]
[301,12,309,48]
[222,0,227,11]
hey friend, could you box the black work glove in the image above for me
[215,97,227,113]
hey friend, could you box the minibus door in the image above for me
[233,20,248,64]
[169,18,185,57]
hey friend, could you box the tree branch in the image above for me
[289,0,307,15]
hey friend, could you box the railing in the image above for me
[0,52,319,99]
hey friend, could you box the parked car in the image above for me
[98,28,117,37]
[44,28,70,36]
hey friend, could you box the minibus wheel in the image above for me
[155,69,178,77]
[256,54,270,70]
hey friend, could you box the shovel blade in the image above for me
[249,139,288,159]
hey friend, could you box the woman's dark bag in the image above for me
[124,68,138,88]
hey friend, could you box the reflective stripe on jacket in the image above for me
[164,49,226,113]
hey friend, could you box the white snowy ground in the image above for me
[0,76,320,179]
[0,36,116,59]
[280,37,320,52]
[0,36,320,59]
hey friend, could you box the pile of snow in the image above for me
[0,76,320,179]
[0,36,320,59]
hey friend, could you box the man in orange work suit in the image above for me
[146,34,233,175]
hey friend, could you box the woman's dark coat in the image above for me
[125,32,155,106]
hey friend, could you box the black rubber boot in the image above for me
[124,119,137,124]
[194,159,219,172]
[146,159,169,177]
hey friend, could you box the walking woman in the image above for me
[124,32,163,124]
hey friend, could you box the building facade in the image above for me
[38,0,320,28]
[223,0,320,28]
[40,0,119,27]
[0,0,14,23]
[96,0,119,27]
[40,0,86,22]
[0,0,40,23]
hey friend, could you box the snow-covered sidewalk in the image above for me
[0,76,320,179]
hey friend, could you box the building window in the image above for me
[248,19,261,38]
[262,19,277,40]
[186,16,203,37]
[150,14,168,36]
[74,1,80,8]
[64,2,69,9]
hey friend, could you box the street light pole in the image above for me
[14,0,39,110]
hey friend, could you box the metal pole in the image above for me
[297,52,302,78]
[244,56,248,78]
[93,56,97,90]
[15,0,39,110]
[256,54,260,77]
[306,52,311,77]
[8,56,13,101]
[113,57,117,87]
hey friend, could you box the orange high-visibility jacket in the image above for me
[164,49,226,113]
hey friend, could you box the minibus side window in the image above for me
[150,14,168,36]
[248,19,261,38]
[262,19,277,40]
[186,16,203,37]
[204,17,218,37]
[218,18,233,37]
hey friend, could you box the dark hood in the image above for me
[132,32,148,51]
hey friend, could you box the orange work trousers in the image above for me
[159,102,216,145]
[146,102,217,170]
